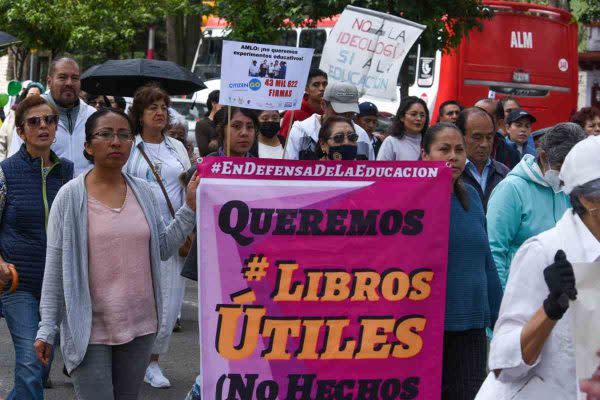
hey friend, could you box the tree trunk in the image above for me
[399,57,410,100]
[10,47,30,81]
[166,15,178,63]
[184,14,201,68]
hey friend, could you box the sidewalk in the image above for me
[0,281,199,400]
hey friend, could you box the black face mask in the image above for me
[328,145,357,160]
[259,122,280,139]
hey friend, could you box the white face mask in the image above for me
[543,163,562,193]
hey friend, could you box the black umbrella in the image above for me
[0,31,19,48]
[80,58,206,96]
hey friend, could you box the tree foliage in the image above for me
[216,0,306,44]
[217,0,491,54]
[572,0,600,25]
[0,0,210,78]
[0,0,72,54]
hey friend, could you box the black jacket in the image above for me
[462,159,510,211]
[492,131,520,170]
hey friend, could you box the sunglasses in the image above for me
[25,115,59,127]
[92,130,135,142]
[330,131,359,144]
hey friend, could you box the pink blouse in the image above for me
[87,186,157,345]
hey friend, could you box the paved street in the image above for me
[0,282,199,400]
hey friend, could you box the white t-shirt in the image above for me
[144,142,185,223]
[376,133,422,161]
[258,142,284,159]
[249,64,260,76]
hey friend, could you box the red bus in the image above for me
[429,1,578,127]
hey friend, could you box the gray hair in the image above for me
[540,122,586,167]
[570,178,600,217]
[169,121,188,134]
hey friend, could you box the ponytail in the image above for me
[454,177,469,211]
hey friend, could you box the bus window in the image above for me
[194,36,224,80]
[399,42,419,86]
[300,29,327,69]
[274,30,298,47]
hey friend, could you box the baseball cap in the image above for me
[323,82,360,114]
[531,127,550,140]
[506,109,537,125]
[358,102,378,117]
[559,135,600,195]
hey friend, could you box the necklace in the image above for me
[146,140,163,175]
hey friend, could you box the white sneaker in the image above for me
[144,362,171,388]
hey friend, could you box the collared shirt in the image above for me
[466,158,493,193]
[478,211,600,399]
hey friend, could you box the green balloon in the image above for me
[7,80,22,96]
[0,93,8,108]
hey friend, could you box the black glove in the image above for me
[543,250,577,321]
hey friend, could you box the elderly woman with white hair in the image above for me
[476,135,600,399]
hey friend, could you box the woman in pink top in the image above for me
[34,108,199,400]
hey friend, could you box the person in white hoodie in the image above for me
[476,135,600,400]
[283,82,375,160]
[7,58,96,176]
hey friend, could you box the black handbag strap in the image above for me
[137,142,176,218]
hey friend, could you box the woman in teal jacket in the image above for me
[486,123,585,288]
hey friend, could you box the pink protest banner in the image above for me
[197,157,452,400]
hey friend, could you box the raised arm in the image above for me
[153,172,199,260]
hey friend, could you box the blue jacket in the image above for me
[486,154,569,289]
[0,145,74,296]
[445,184,502,331]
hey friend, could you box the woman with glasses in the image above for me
[125,83,192,388]
[0,95,73,399]
[377,96,430,161]
[34,108,198,400]
[208,106,258,157]
[317,115,360,160]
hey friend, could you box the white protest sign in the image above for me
[572,262,600,400]
[220,41,314,111]
[320,5,425,101]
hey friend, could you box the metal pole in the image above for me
[147,26,156,59]
[29,49,36,81]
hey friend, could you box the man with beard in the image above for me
[8,58,97,176]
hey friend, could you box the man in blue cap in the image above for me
[355,101,382,157]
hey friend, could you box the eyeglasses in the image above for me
[92,130,134,142]
[25,115,59,127]
[330,131,359,144]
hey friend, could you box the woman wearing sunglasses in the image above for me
[317,115,360,160]
[0,95,73,399]
[34,108,198,400]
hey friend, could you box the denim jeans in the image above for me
[1,290,44,400]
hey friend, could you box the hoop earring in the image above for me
[52,137,57,144]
